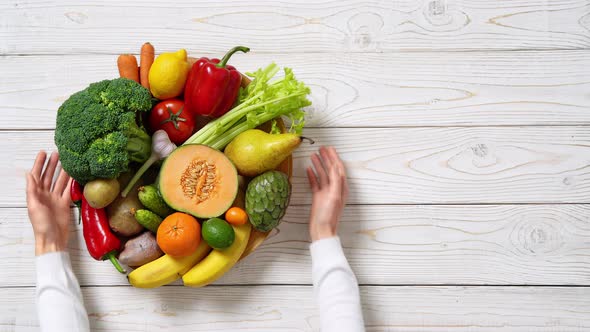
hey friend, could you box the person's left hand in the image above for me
[26,151,72,256]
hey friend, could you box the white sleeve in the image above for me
[310,237,365,332]
[36,252,90,332]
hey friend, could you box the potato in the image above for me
[119,232,163,267]
[84,178,120,208]
[106,180,144,236]
[116,171,133,188]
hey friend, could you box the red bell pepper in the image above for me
[184,46,249,118]
[81,198,125,273]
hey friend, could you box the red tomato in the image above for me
[149,99,196,145]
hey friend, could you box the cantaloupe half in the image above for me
[159,144,238,219]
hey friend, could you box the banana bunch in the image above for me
[128,223,252,288]
[128,241,210,288]
[183,223,251,287]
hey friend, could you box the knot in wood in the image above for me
[347,12,383,50]
[513,218,562,256]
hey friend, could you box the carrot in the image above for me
[117,54,139,83]
[139,42,155,89]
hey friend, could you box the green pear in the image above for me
[224,129,301,176]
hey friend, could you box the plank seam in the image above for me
[4,124,590,131]
[2,284,590,289]
[2,48,590,57]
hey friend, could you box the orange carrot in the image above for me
[139,42,155,89]
[117,54,139,83]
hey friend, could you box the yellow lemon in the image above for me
[149,49,191,99]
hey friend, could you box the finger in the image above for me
[325,146,344,186]
[306,166,319,192]
[329,147,349,203]
[41,152,59,189]
[61,175,73,201]
[339,164,349,204]
[26,173,39,209]
[319,146,333,170]
[311,153,329,187]
[327,146,342,165]
[25,171,38,186]
[53,168,70,195]
[328,163,342,196]
[30,151,47,181]
[26,172,37,196]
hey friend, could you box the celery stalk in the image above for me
[182,63,310,149]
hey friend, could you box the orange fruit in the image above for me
[225,207,248,226]
[157,212,201,257]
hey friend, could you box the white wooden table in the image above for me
[1,0,589,330]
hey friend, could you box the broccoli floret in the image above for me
[100,78,152,112]
[86,132,129,179]
[54,78,153,183]
[58,147,92,183]
[55,91,97,152]
[86,79,112,104]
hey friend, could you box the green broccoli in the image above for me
[54,78,152,183]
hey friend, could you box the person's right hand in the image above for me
[306,146,349,242]
[26,151,72,256]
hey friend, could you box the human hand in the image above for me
[26,151,72,256]
[306,146,349,242]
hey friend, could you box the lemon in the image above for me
[149,49,191,99]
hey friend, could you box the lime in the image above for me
[202,218,235,249]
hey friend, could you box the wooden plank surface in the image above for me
[2,0,590,54]
[2,285,589,331]
[1,51,590,129]
[3,127,590,207]
[2,204,589,287]
[3,0,590,330]
[290,126,590,205]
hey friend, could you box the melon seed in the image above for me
[181,159,217,204]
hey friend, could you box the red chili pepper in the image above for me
[81,198,125,273]
[184,46,249,118]
[70,179,83,224]
[70,179,83,202]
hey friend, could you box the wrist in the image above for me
[310,224,336,242]
[35,235,66,256]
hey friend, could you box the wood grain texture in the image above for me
[3,127,589,207]
[291,126,590,204]
[3,0,590,330]
[1,51,590,129]
[2,205,589,287]
[1,0,590,54]
[2,285,589,331]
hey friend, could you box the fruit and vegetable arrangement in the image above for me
[55,43,312,288]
